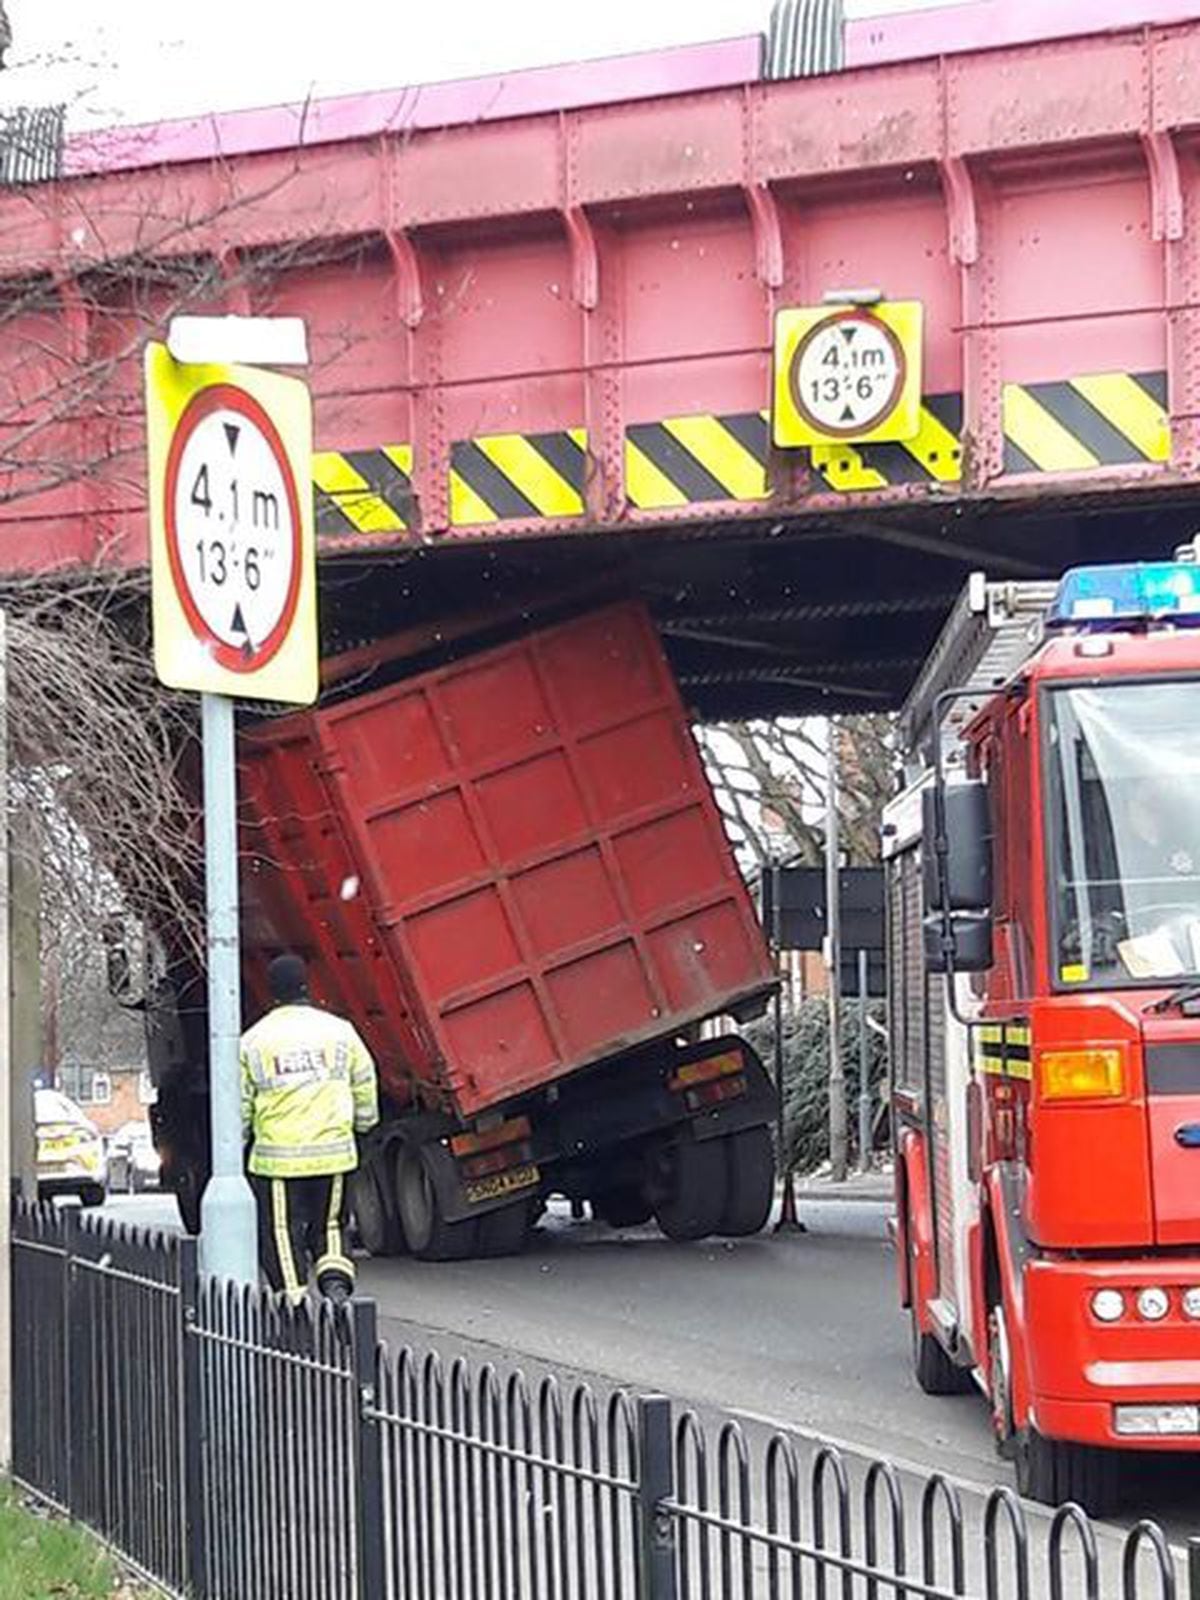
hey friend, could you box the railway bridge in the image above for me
[6,2,1200,714]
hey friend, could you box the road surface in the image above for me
[101,1190,1200,1557]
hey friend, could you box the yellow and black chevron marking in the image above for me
[977,1022,1032,1082]
[1003,370,1168,474]
[812,393,964,492]
[625,413,770,509]
[450,430,587,524]
[313,446,415,536]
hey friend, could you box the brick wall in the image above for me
[56,1065,154,1134]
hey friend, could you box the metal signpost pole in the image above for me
[825,716,847,1183]
[0,610,11,1470]
[199,691,257,1282]
[857,947,872,1174]
[772,859,785,1154]
[772,859,804,1233]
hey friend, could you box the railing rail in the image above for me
[10,1198,1198,1600]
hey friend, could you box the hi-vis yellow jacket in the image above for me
[240,1003,379,1178]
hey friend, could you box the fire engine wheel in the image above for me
[988,1305,1015,1451]
[395,1145,479,1262]
[718,1125,775,1236]
[476,1200,532,1258]
[351,1154,405,1257]
[593,1185,653,1229]
[1014,1427,1122,1516]
[910,1311,974,1397]
[651,1136,728,1242]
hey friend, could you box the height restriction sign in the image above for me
[145,342,317,703]
[772,300,923,448]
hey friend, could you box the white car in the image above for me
[107,1120,162,1194]
[36,1089,107,1206]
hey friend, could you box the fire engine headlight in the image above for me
[1037,1046,1124,1101]
[1136,1287,1170,1322]
[1182,1288,1200,1321]
[1091,1289,1125,1323]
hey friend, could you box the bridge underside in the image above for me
[320,490,1200,720]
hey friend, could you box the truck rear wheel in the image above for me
[396,1145,478,1262]
[352,1154,405,1257]
[1014,1427,1121,1515]
[651,1137,727,1242]
[718,1125,774,1236]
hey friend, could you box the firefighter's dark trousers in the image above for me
[253,1173,354,1306]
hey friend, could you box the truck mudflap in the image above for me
[423,1034,776,1225]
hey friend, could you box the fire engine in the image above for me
[885,552,1200,1513]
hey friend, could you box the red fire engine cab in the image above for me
[886,555,1200,1513]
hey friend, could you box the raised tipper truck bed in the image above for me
[158,600,777,1259]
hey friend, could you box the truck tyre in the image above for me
[396,1145,478,1262]
[352,1156,404,1257]
[651,1137,727,1242]
[80,1184,106,1209]
[593,1186,653,1229]
[476,1200,531,1258]
[911,1310,974,1396]
[1014,1427,1121,1515]
[718,1125,774,1236]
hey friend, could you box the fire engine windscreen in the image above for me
[1048,682,1200,986]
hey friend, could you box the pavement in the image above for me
[790,1166,894,1203]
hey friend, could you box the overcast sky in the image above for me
[4,0,956,128]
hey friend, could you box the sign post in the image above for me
[824,716,847,1185]
[145,330,316,1282]
[857,947,872,1175]
[0,611,10,1470]
[198,690,255,1282]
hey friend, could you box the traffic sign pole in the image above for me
[199,690,257,1283]
[857,947,872,1175]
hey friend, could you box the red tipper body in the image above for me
[239,600,773,1119]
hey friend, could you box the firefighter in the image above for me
[240,953,379,1306]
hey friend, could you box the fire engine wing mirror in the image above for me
[923,912,993,974]
[921,781,993,913]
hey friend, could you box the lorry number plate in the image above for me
[465,1164,540,1205]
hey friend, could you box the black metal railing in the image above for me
[10,1199,1199,1600]
[12,1201,187,1591]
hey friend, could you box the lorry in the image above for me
[144,598,778,1259]
[885,552,1200,1513]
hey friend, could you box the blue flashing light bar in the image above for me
[1050,562,1200,627]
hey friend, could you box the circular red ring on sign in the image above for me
[163,383,303,674]
[788,308,906,440]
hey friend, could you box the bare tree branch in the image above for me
[697,716,894,868]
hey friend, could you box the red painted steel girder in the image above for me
[4,18,1200,573]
